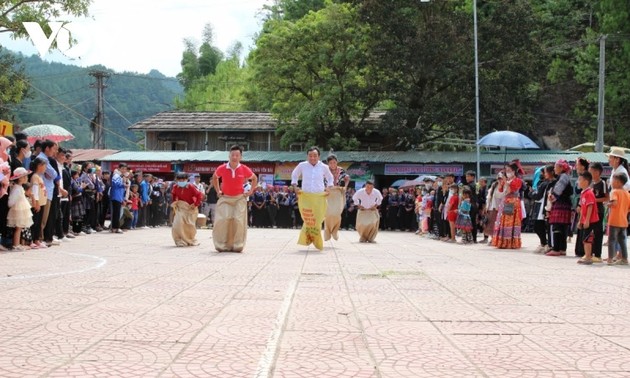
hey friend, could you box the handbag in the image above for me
[503,202,515,216]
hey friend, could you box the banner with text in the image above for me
[384,164,464,176]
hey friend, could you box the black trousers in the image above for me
[574,228,585,257]
[56,200,68,238]
[111,200,122,230]
[592,218,604,259]
[534,219,548,246]
[551,224,568,252]
[470,206,478,241]
[31,205,45,241]
[44,196,60,242]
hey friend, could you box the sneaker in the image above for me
[592,257,603,263]
[142,226,150,229]
[65,233,75,239]
[50,240,60,246]
[613,259,629,266]
[546,251,566,257]
[79,231,87,236]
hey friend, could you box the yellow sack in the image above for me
[297,192,328,250]
[213,195,248,252]
[171,200,200,247]
[324,187,345,241]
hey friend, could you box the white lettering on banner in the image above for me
[384,164,464,176]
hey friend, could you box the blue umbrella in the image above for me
[477,130,539,149]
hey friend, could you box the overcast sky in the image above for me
[0,0,270,77]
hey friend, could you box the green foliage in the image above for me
[251,3,383,151]
[0,0,91,38]
[0,47,28,114]
[3,52,182,150]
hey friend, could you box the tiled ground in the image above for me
[0,227,629,377]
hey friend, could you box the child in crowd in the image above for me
[22,183,34,248]
[576,172,598,265]
[445,183,459,243]
[7,167,33,251]
[588,162,607,263]
[606,173,630,265]
[129,184,140,229]
[29,159,48,249]
[456,188,474,244]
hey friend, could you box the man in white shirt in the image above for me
[290,147,334,250]
[353,180,383,243]
[291,147,334,194]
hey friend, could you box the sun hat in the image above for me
[10,167,31,181]
[607,146,626,160]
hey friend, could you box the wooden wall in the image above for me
[145,131,282,151]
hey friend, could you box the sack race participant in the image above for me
[171,172,203,247]
[324,187,345,241]
[324,154,350,241]
[212,145,257,252]
[291,147,334,250]
[353,180,383,243]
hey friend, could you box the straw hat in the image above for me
[10,167,31,181]
[607,146,626,160]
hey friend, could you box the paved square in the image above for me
[1,228,629,377]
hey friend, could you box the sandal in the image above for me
[577,258,593,265]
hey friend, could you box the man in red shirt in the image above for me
[212,145,258,252]
[171,172,203,247]
[577,171,599,265]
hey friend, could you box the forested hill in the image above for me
[5,51,183,150]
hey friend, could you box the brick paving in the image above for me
[0,227,629,377]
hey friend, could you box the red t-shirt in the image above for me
[579,187,599,224]
[214,163,254,196]
[172,184,203,206]
[129,195,140,210]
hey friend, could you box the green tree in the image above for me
[0,0,91,121]
[0,0,90,37]
[251,3,383,150]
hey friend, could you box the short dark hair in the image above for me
[576,157,589,170]
[307,146,320,156]
[14,132,28,142]
[544,164,555,175]
[326,154,338,162]
[29,158,46,172]
[176,172,188,180]
[230,145,243,154]
[465,170,476,177]
[589,162,603,172]
[33,140,43,150]
[613,173,628,185]
[41,139,56,151]
[462,188,472,196]
[579,171,592,183]
[118,163,128,169]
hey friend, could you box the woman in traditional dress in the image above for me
[546,159,574,256]
[492,162,523,249]
[484,172,506,245]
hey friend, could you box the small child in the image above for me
[445,183,460,243]
[129,184,140,229]
[456,188,474,244]
[21,183,34,247]
[29,159,48,249]
[576,172,598,265]
[606,173,630,265]
[7,167,34,251]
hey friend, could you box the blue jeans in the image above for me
[131,209,139,229]
[608,226,628,260]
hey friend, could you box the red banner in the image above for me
[183,162,274,175]
[110,161,172,173]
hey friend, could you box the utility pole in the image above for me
[89,70,109,149]
[473,0,481,178]
[595,35,606,153]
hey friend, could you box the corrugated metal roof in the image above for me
[101,150,609,164]
[128,112,277,131]
[71,149,120,162]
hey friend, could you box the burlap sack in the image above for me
[171,200,200,247]
[356,208,380,242]
[213,195,248,252]
[324,187,345,241]
[298,192,327,250]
